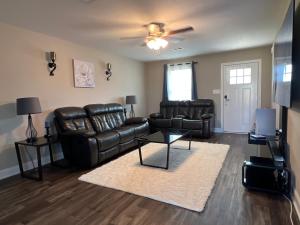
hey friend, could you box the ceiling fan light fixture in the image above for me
[158,38,168,48]
[146,37,168,50]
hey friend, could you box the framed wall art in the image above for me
[73,59,95,88]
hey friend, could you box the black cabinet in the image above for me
[242,156,289,193]
[243,132,289,194]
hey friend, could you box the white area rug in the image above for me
[79,141,230,212]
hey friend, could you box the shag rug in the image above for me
[79,141,230,212]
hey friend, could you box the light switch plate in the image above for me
[213,89,221,94]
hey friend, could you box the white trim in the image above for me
[0,152,63,180]
[220,59,262,132]
[293,190,300,221]
[214,128,224,133]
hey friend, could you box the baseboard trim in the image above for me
[0,152,64,180]
[292,190,300,221]
[214,128,224,133]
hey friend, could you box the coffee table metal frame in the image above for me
[136,130,192,170]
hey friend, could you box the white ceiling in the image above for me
[0,0,288,61]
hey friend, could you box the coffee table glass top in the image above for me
[137,130,190,144]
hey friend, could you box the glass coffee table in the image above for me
[136,130,192,170]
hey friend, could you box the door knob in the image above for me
[224,95,230,101]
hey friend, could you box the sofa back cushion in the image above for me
[84,103,125,133]
[159,100,214,119]
[106,103,125,128]
[54,107,94,133]
[189,99,214,119]
[177,101,190,118]
[160,101,179,119]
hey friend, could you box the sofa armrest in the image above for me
[175,114,187,119]
[201,113,212,120]
[201,113,214,138]
[60,130,96,138]
[60,130,98,168]
[150,113,162,119]
[125,117,148,125]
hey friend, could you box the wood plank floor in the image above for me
[0,134,299,225]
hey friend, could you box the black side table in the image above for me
[202,116,211,138]
[15,136,58,181]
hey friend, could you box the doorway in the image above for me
[221,60,261,133]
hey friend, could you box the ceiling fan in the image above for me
[120,22,194,50]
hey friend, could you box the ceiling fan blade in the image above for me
[167,26,194,36]
[120,36,145,40]
[140,43,147,47]
[166,36,185,43]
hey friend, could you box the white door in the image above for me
[223,61,259,133]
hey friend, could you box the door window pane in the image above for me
[237,69,243,76]
[237,76,243,84]
[244,68,251,76]
[230,69,237,77]
[230,77,237,84]
[229,67,252,85]
[244,75,251,84]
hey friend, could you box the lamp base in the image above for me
[129,104,135,118]
[26,114,38,143]
[26,137,37,143]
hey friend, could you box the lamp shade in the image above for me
[16,97,42,115]
[126,95,136,104]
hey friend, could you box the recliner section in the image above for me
[149,99,214,138]
[115,126,135,143]
[54,103,149,168]
[95,131,119,151]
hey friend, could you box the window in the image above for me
[167,64,192,100]
[229,68,251,85]
[283,64,292,82]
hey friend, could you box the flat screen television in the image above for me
[273,0,294,108]
[292,1,300,109]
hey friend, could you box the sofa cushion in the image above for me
[54,107,94,132]
[182,119,203,130]
[130,123,149,137]
[115,126,135,143]
[125,117,148,125]
[177,101,190,118]
[171,118,183,129]
[98,146,119,162]
[95,131,119,151]
[89,114,111,133]
[160,101,179,119]
[106,103,125,128]
[85,104,125,132]
[106,112,124,129]
[190,100,214,119]
[149,118,172,128]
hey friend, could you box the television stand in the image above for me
[242,132,289,194]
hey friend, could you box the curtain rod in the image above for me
[168,61,198,66]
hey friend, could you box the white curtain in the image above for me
[167,63,192,101]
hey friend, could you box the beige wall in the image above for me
[288,0,300,216]
[145,46,272,128]
[0,22,146,172]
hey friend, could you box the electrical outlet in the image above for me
[213,89,220,94]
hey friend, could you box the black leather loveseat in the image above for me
[149,100,214,138]
[54,103,149,168]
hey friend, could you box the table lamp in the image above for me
[126,95,136,118]
[16,97,42,142]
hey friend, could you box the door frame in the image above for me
[220,59,262,132]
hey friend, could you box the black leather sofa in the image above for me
[149,100,214,138]
[54,103,149,168]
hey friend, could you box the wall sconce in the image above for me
[105,63,112,80]
[48,52,56,76]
